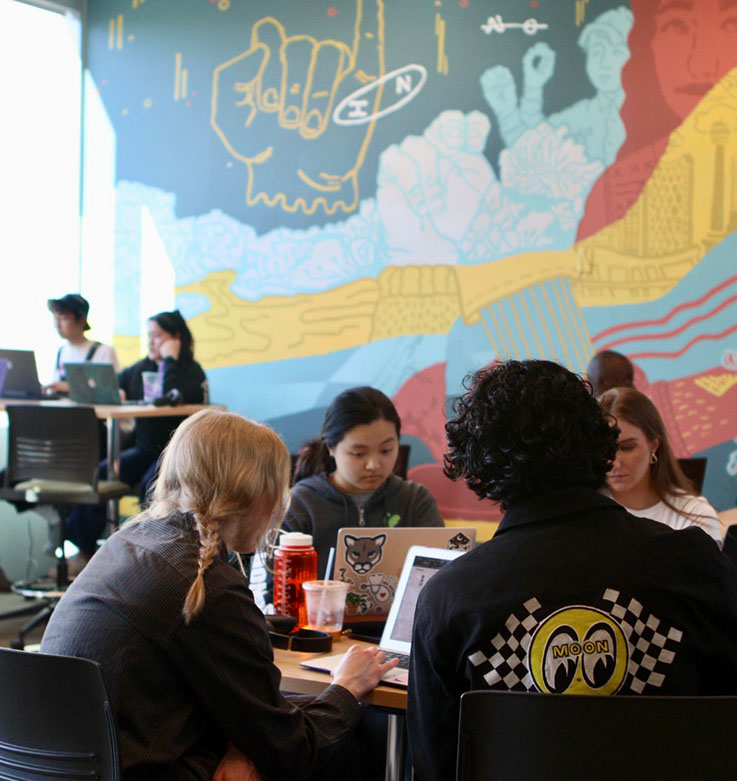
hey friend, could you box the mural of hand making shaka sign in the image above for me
[211,1,386,215]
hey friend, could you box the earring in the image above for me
[650,452,658,464]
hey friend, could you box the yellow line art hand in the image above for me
[211,1,386,215]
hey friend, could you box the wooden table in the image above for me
[274,636,409,781]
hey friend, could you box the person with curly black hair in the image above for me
[408,360,737,781]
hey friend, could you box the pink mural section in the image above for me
[393,363,504,524]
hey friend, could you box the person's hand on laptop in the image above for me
[331,644,400,698]
[42,381,68,395]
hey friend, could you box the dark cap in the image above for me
[48,294,90,330]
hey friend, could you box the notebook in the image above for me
[0,349,42,399]
[333,525,476,625]
[301,545,466,687]
[65,362,122,405]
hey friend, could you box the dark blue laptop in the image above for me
[0,349,42,400]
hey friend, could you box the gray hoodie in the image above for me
[283,473,444,577]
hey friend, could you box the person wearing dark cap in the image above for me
[586,349,634,397]
[45,293,120,395]
[65,309,208,568]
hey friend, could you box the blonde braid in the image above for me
[182,514,222,624]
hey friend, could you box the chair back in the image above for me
[457,690,737,781]
[676,456,707,494]
[4,405,101,488]
[393,444,411,479]
[0,647,119,780]
[724,523,737,566]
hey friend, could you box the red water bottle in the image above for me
[273,532,318,629]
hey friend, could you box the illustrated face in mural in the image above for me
[606,419,660,502]
[652,0,737,120]
[583,28,630,94]
[328,418,399,495]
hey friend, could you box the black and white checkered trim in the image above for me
[601,588,683,694]
[467,597,543,692]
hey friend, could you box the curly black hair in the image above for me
[444,360,619,508]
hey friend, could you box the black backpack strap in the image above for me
[84,341,101,362]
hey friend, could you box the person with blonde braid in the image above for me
[41,409,397,780]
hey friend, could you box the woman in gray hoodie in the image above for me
[283,386,444,578]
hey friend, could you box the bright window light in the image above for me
[0,0,82,383]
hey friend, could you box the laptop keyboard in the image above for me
[382,651,410,669]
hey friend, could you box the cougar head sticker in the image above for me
[344,534,386,574]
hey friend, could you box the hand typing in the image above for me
[331,644,400,699]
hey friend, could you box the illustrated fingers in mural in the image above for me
[522,41,556,91]
[211,1,386,215]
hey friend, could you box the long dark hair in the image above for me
[293,386,401,483]
[598,387,703,520]
[149,309,195,364]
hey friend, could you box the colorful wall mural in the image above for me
[85,0,737,521]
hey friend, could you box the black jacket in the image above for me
[118,356,206,455]
[41,513,360,779]
[408,487,737,781]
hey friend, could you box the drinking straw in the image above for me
[317,547,336,627]
[324,547,335,582]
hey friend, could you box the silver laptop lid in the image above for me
[379,545,465,656]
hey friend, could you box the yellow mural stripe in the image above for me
[546,282,576,370]
[108,18,114,49]
[560,278,593,367]
[435,13,448,75]
[486,306,511,360]
[509,295,533,358]
[182,68,188,100]
[174,52,182,101]
[117,14,124,50]
[553,279,586,371]
[496,304,522,360]
[479,313,501,361]
[518,291,545,358]
[528,286,558,363]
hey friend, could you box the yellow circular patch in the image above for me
[528,606,628,695]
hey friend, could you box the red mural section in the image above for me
[578,0,737,240]
[393,359,737,523]
[393,363,504,524]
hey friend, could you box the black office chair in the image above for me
[0,405,129,647]
[724,524,737,566]
[677,456,707,494]
[0,647,120,779]
[456,690,737,781]
[393,444,411,479]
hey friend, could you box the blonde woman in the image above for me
[41,409,397,780]
[599,387,722,546]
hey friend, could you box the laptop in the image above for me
[0,359,8,396]
[65,362,123,405]
[301,545,466,687]
[0,349,42,399]
[333,525,476,625]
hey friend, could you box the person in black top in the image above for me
[66,310,207,562]
[407,360,737,781]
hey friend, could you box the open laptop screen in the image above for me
[380,545,464,656]
[389,554,449,644]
